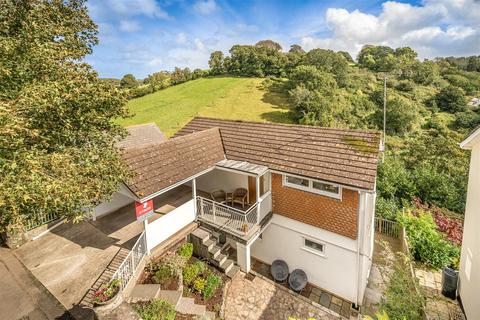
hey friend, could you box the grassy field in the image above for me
[117,77,292,137]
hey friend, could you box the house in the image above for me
[96,117,381,307]
[458,127,480,320]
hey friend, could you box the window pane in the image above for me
[312,181,339,194]
[305,239,324,252]
[286,175,309,187]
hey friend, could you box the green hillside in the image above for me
[118,77,292,137]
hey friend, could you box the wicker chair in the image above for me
[210,189,226,203]
[232,188,248,209]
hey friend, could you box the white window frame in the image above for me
[282,174,342,200]
[301,237,326,257]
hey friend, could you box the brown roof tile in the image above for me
[122,127,225,199]
[174,117,381,190]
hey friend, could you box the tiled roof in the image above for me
[174,117,381,190]
[117,123,166,149]
[121,128,225,199]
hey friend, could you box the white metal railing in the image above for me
[374,217,400,238]
[25,212,59,231]
[196,196,258,237]
[111,231,147,290]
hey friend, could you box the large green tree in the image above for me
[0,0,130,233]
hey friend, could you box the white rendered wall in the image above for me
[251,214,359,302]
[358,191,376,304]
[93,185,135,219]
[258,192,272,221]
[194,169,248,194]
[459,142,480,320]
[145,199,195,252]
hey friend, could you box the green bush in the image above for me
[204,274,221,300]
[400,211,460,269]
[154,265,175,284]
[135,299,176,320]
[375,197,400,221]
[381,253,424,320]
[193,277,206,293]
[182,261,206,285]
[177,243,193,259]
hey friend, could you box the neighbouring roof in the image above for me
[174,117,381,190]
[121,128,225,199]
[460,125,480,150]
[216,159,268,176]
[117,123,166,150]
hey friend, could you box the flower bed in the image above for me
[182,256,226,315]
[93,278,121,306]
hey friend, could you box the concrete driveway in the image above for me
[0,247,68,320]
[15,206,143,318]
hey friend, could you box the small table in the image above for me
[225,192,233,205]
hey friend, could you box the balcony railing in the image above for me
[196,196,259,237]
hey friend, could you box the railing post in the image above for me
[213,202,216,223]
[200,197,204,217]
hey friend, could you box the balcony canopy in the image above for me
[215,159,268,176]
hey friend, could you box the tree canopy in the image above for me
[0,0,130,233]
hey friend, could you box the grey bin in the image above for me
[442,267,458,300]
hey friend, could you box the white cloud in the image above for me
[88,0,169,20]
[119,20,141,32]
[301,0,480,59]
[176,32,187,44]
[193,0,217,15]
[194,38,206,51]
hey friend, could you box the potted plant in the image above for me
[242,223,249,234]
[93,278,121,306]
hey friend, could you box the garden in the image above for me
[134,242,226,320]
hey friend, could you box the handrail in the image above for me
[197,196,257,215]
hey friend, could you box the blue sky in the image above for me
[86,0,480,79]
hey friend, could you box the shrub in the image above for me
[203,274,221,300]
[182,261,206,285]
[93,278,121,304]
[135,299,176,320]
[375,197,400,221]
[380,254,424,320]
[193,277,206,293]
[400,210,460,269]
[177,243,193,259]
[154,265,175,284]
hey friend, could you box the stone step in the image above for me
[156,290,183,307]
[213,253,227,267]
[205,311,217,319]
[226,265,240,279]
[176,297,206,316]
[208,245,221,259]
[128,284,161,302]
[219,259,234,273]
[190,228,211,244]
[204,238,215,250]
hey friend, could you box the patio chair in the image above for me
[232,188,248,209]
[210,189,226,203]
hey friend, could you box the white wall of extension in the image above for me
[251,214,359,303]
[93,184,135,219]
[194,169,248,194]
[145,199,195,252]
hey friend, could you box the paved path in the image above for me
[224,272,341,320]
[0,247,69,320]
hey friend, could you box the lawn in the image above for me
[117,77,292,137]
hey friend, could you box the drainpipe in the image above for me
[192,178,197,216]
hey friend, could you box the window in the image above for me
[285,175,309,187]
[283,174,342,199]
[304,238,325,255]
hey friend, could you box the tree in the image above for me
[0,0,129,233]
[289,44,305,53]
[145,71,170,90]
[436,86,467,113]
[304,49,349,86]
[288,65,337,92]
[208,51,225,75]
[338,51,354,63]
[255,39,282,51]
[412,60,439,85]
[120,73,138,89]
[357,45,396,72]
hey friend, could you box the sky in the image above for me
[86,0,480,79]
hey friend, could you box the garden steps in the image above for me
[191,228,210,244]
[208,245,221,259]
[219,259,234,273]
[176,297,206,316]
[226,265,240,278]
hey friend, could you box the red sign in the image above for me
[135,200,153,221]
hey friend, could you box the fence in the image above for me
[111,231,147,290]
[197,196,258,237]
[374,217,400,238]
[25,212,59,231]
